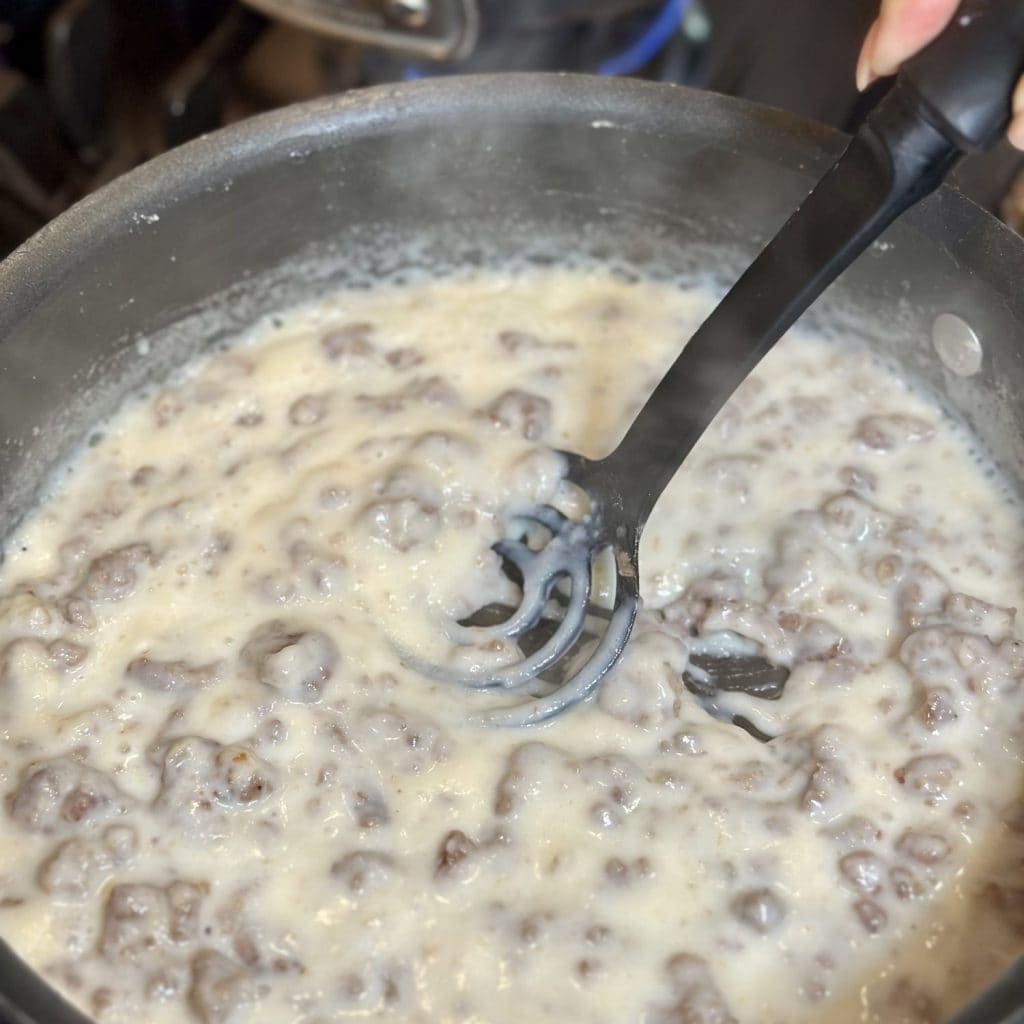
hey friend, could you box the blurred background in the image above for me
[1,0,1022,259]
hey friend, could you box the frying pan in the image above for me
[1,73,1024,1023]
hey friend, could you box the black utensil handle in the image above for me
[590,0,1023,523]
[900,0,1024,151]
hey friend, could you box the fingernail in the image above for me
[856,20,879,91]
[856,56,879,92]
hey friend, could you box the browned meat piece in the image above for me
[288,393,331,426]
[188,949,258,1023]
[154,737,277,839]
[37,825,137,901]
[240,620,339,703]
[355,707,451,776]
[656,953,737,1024]
[99,880,205,962]
[320,322,377,363]
[838,851,884,894]
[435,830,479,882]
[894,754,960,802]
[7,757,134,835]
[126,656,220,693]
[854,414,934,451]
[332,851,398,894]
[484,390,551,440]
[74,544,153,603]
[729,888,787,933]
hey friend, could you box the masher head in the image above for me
[416,494,641,727]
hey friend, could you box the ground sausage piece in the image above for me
[240,619,339,703]
[288,393,330,426]
[943,592,1016,642]
[801,760,847,822]
[605,857,653,886]
[597,629,686,729]
[189,949,258,1024]
[793,618,848,662]
[839,851,885,894]
[361,496,441,552]
[838,464,877,493]
[497,329,574,353]
[662,575,745,633]
[854,898,887,935]
[894,754,961,802]
[898,566,950,629]
[349,787,391,829]
[126,656,220,693]
[61,596,95,629]
[890,865,926,901]
[75,544,153,603]
[659,953,737,1024]
[493,743,642,828]
[154,737,277,838]
[331,851,397,895]
[99,880,205,962]
[404,376,459,406]
[917,687,958,730]
[48,639,89,668]
[818,492,889,545]
[385,346,424,370]
[580,754,642,829]
[337,958,411,1013]
[729,888,787,934]
[494,743,568,816]
[854,414,934,451]
[660,729,706,757]
[485,390,551,440]
[824,816,883,849]
[7,757,133,834]
[37,825,137,901]
[355,707,451,775]
[435,830,478,881]
[357,376,458,414]
[320,322,377,363]
[895,830,951,864]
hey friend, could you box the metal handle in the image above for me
[239,0,479,61]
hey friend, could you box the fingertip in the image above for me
[1008,114,1024,153]
[856,19,880,91]
[1013,75,1024,115]
[1008,77,1024,150]
[856,62,880,93]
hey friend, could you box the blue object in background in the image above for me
[400,0,687,83]
[598,0,689,76]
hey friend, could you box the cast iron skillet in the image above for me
[1,74,1024,1023]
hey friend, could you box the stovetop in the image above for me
[1,0,1021,259]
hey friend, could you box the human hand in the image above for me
[856,0,1024,148]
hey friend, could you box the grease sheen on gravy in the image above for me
[0,268,1023,1024]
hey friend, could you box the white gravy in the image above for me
[0,268,1023,1024]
